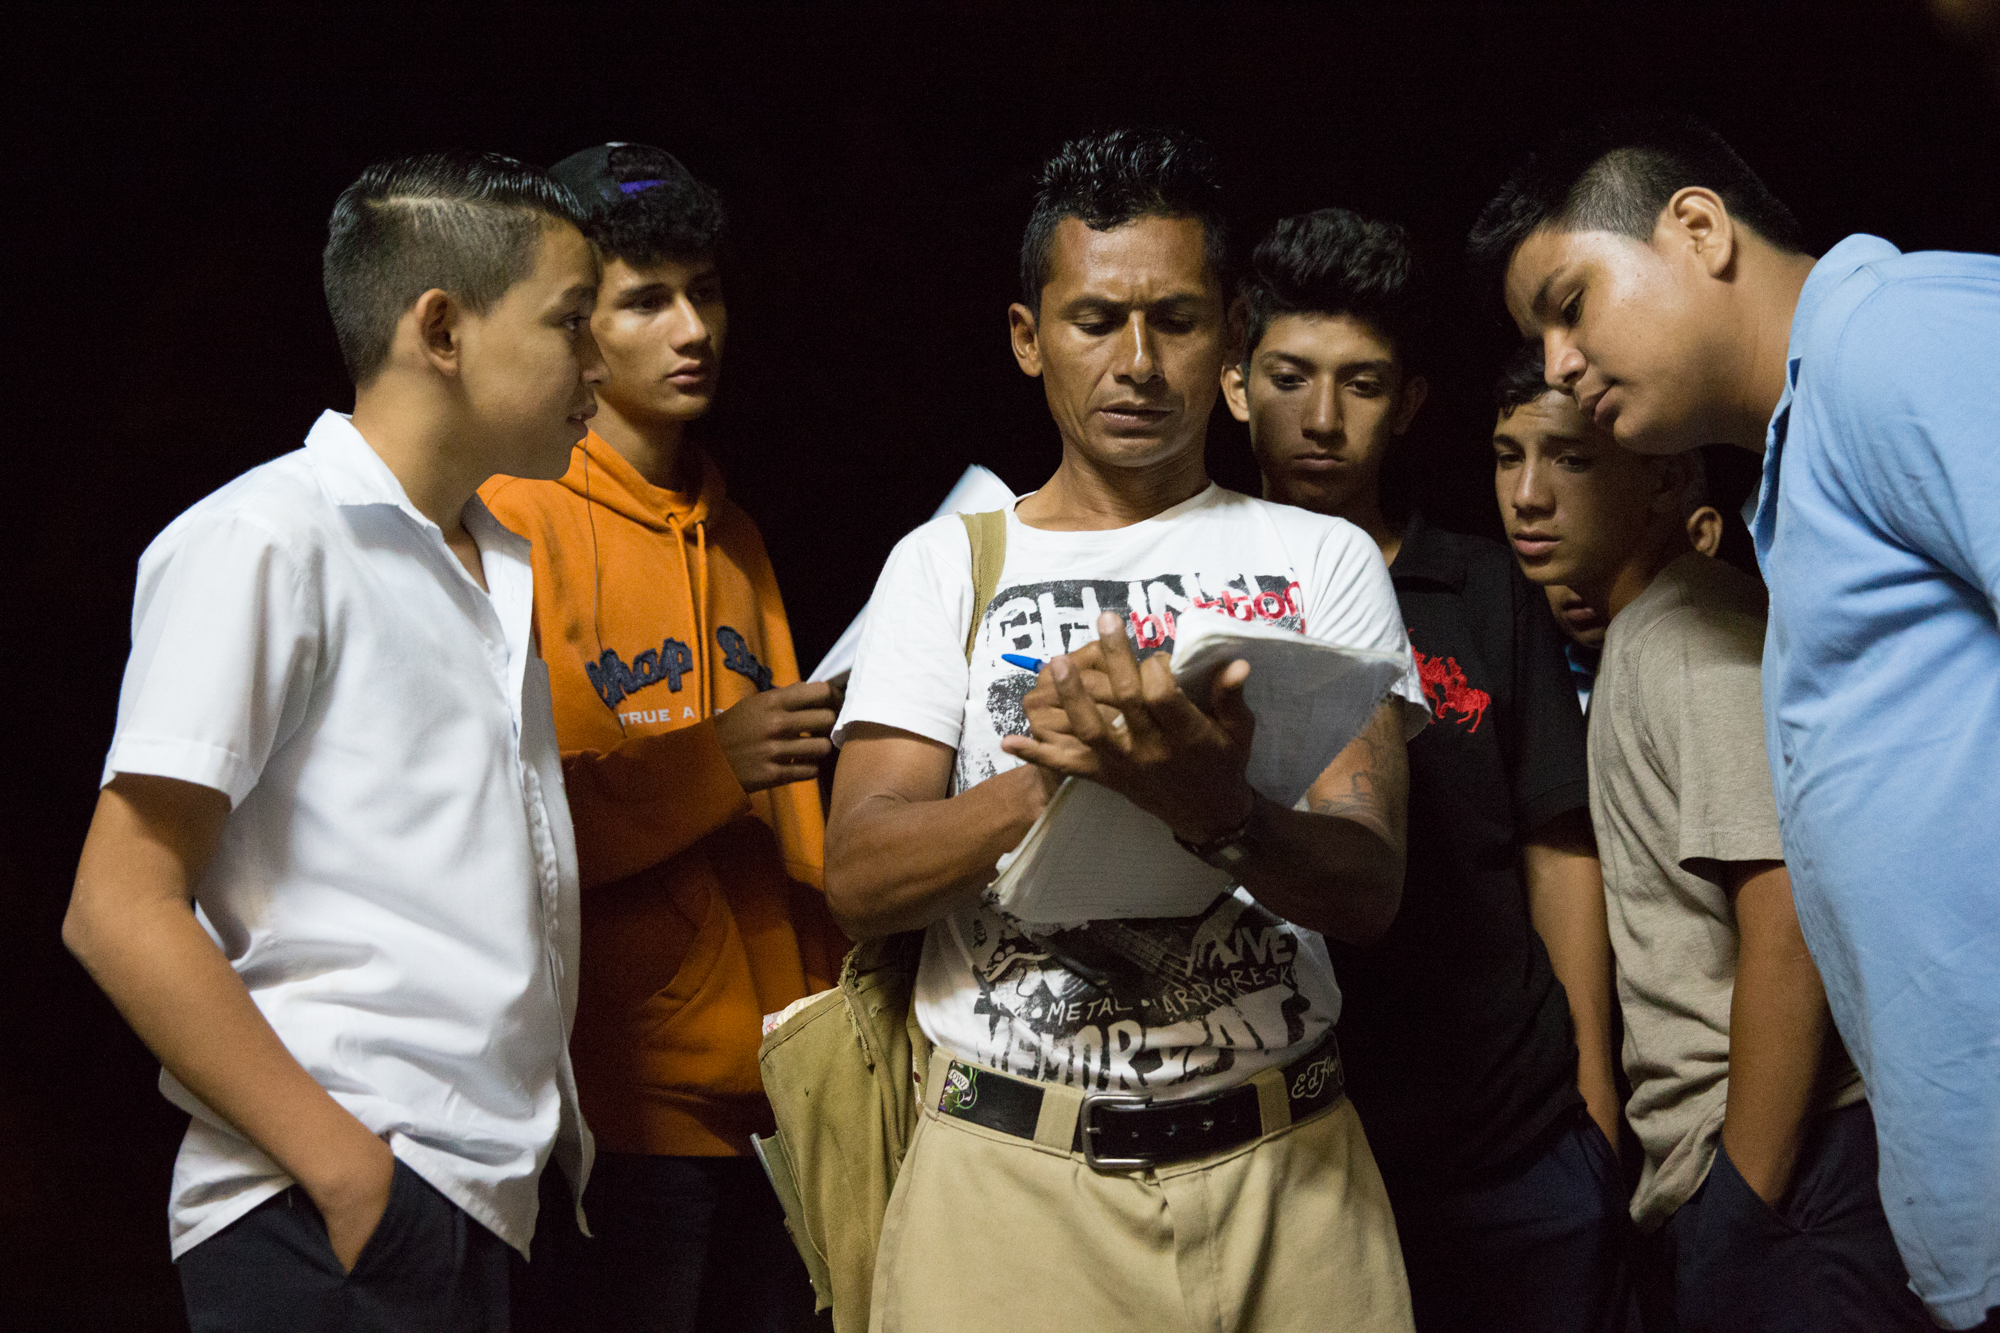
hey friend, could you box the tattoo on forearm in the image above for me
[1308,707,1406,844]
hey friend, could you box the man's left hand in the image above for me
[999,611,1257,844]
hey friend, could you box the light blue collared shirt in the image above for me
[1754,235,2000,1330]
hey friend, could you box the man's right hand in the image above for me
[303,1130,397,1273]
[715,680,843,792]
[1002,613,1257,846]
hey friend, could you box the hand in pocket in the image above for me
[1681,1141,1803,1330]
[308,1138,398,1273]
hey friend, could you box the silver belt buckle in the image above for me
[1078,1088,1155,1170]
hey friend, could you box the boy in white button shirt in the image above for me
[63,152,607,1332]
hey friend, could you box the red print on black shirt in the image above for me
[1412,642,1491,734]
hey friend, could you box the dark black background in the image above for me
[7,4,1996,1326]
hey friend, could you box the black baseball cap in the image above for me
[548,142,695,215]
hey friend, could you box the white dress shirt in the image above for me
[103,410,589,1259]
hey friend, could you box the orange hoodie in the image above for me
[481,431,845,1157]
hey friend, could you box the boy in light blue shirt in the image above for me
[1470,112,2000,1332]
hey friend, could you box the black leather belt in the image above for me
[934,1034,1345,1170]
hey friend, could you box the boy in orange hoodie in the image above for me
[483,142,845,1333]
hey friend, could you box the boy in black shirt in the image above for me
[1224,209,1632,1332]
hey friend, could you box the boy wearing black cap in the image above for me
[482,144,844,1333]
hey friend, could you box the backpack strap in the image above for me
[959,510,1008,663]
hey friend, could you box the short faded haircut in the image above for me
[1467,113,1804,306]
[323,151,586,384]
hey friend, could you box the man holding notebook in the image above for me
[825,128,1426,1332]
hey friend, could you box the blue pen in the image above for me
[1000,653,1046,673]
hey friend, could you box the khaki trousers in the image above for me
[869,1053,1413,1333]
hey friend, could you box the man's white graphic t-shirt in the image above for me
[836,484,1426,1103]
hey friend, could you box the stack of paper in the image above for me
[989,608,1411,926]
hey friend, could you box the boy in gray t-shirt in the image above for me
[1494,380,1924,1332]
[1591,551,1862,1227]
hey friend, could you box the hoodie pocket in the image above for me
[635,879,771,1099]
[576,866,715,1041]
[635,875,731,1041]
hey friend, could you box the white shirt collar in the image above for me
[303,408,530,566]
[304,409,426,514]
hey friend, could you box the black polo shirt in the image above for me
[1328,512,1591,1192]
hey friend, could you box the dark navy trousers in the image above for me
[511,1152,818,1333]
[177,1159,511,1333]
[1386,1105,1641,1333]
[1642,1101,1931,1333]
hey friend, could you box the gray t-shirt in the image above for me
[1589,553,1863,1230]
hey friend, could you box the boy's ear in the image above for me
[1685,504,1724,557]
[1661,187,1737,280]
[1225,294,1249,365]
[1221,361,1251,424]
[1008,302,1043,378]
[411,288,462,377]
[1393,374,1429,435]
